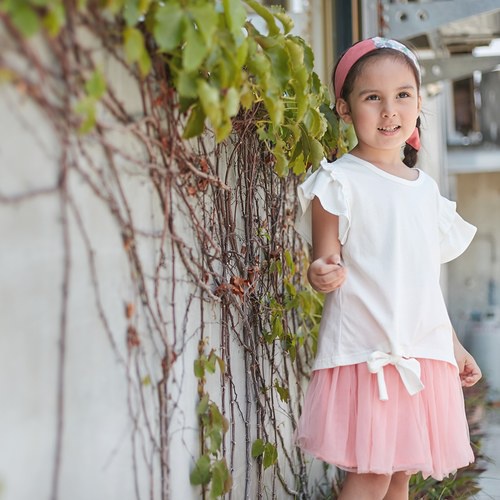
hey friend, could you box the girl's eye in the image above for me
[366,94,380,101]
[398,91,411,98]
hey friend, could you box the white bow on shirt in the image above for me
[367,351,425,401]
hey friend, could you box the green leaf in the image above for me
[240,82,254,110]
[216,120,232,142]
[274,380,290,402]
[290,150,306,175]
[197,80,221,128]
[183,104,206,139]
[183,21,207,72]
[302,41,315,73]
[251,438,265,458]
[246,40,271,82]
[223,0,247,38]
[208,428,222,453]
[272,9,294,34]
[139,0,152,11]
[223,87,240,118]
[245,0,279,36]
[272,139,288,176]
[85,70,107,99]
[11,5,40,37]
[263,443,278,469]
[285,38,304,69]
[43,5,65,37]
[196,394,209,415]
[303,108,326,138]
[308,138,324,168]
[102,0,124,14]
[209,402,228,432]
[123,26,151,76]
[193,358,205,378]
[206,351,217,374]
[264,95,284,127]
[138,49,151,76]
[267,45,291,90]
[124,0,140,26]
[190,455,211,485]
[154,2,184,51]
[284,249,295,274]
[235,38,249,67]
[177,71,198,99]
[75,97,96,134]
[210,459,231,498]
[123,0,152,26]
[190,4,217,45]
[124,26,144,62]
[272,315,283,339]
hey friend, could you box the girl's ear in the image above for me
[336,98,352,124]
[417,94,422,114]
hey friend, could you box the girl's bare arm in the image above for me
[307,198,347,293]
[452,330,482,387]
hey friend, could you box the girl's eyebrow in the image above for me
[357,84,416,97]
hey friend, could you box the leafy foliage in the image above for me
[192,342,232,497]
[0,0,354,176]
[252,438,278,469]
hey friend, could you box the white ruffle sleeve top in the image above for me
[296,154,477,400]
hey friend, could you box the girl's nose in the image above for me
[382,106,396,118]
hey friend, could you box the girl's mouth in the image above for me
[378,125,401,132]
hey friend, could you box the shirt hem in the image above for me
[312,352,458,371]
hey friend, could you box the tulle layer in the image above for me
[295,359,474,480]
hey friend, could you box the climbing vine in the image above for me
[0,0,353,498]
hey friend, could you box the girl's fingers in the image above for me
[318,274,347,292]
[315,263,343,276]
[460,361,482,387]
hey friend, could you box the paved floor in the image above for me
[476,406,500,499]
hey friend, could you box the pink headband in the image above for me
[334,37,422,151]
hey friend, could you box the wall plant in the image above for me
[0,0,348,497]
[1,0,353,173]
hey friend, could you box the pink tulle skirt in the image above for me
[295,359,474,480]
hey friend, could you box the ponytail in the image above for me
[403,116,421,168]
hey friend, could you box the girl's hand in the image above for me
[307,254,346,293]
[454,340,482,387]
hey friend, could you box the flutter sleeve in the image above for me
[295,159,351,245]
[439,195,477,264]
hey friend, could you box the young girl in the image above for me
[295,37,482,499]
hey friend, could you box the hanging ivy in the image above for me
[0,0,353,174]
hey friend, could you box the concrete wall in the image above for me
[0,25,323,500]
[0,86,163,499]
[0,35,211,497]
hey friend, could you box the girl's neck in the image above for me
[349,146,418,180]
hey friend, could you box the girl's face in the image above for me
[336,56,421,159]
